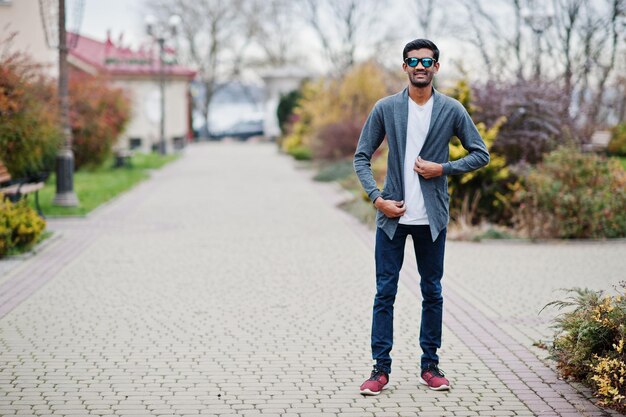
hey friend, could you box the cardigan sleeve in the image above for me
[353,103,386,203]
[441,105,490,176]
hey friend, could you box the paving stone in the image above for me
[0,143,620,417]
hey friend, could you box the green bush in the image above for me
[288,145,312,161]
[313,160,354,182]
[276,89,302,135]
[608,123,626,156]
[544,284,625,412]
[0,194,46,258]
[513,147,626,239]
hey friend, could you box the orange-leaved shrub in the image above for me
[69,71,130,169]
[0,48,62,178]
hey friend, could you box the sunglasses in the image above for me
[404,57,436,68]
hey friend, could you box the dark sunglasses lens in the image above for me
[406,57,434,67]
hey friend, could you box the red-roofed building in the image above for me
[68,32,196,152]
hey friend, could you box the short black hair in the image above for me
[403,39,439,61]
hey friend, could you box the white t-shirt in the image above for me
[399,95,433,225]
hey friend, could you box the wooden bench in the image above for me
[0,161,45,216]
[582,130,612,152]
[114,149,133,168]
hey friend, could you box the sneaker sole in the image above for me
[418,376,450,391]
[359,385,389,396]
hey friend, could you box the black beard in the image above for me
[410,77,431,88]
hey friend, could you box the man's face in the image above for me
[403,48,439,88]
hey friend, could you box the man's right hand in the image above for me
[374,197,406,218]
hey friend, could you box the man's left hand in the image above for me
[414,156,443,179]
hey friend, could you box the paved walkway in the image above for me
[0,142,624,417]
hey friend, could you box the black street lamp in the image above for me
[53,0,79,207]
[145,14,181,155]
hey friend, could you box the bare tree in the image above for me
[410,0,445,39]
[552,0,585,103]
[147,0,251,134]
[452,0,625,132]
[300,0,392,75]
[583,0,624,130]
[451,0,525,80]
[244,0,298,67]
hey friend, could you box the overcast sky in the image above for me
[68,0,146,46]
[68,0,473,79]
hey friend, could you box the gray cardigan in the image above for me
[353,87,490,241]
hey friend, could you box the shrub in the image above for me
[69,71,130,169]
[288,146,312,161]
[446,80,512,225]
[0,194,46,258]
[544,284,625,412]
[472,80,578,164]
[276,88,302,135]
[513,147,626,239]
[312,118,364,160]
[282,61,389,161]
[314,160,354,182]
[608,123,626,156]
[0,47,63,178]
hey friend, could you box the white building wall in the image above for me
[0,0,58,77]
[113,77,190,153]
[261,68,310,140]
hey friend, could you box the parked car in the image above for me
[209,119,264,140]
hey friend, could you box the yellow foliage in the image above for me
[450,117,508,186]
[443,79,511,223]
[0,194,46,258]
[592,350,626,407]
[593,296,617,328]
[282,61,388,156]
[446,79,473,114]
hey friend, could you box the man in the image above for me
[354,39,489,395]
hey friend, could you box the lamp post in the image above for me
[145,14,181,155]
[52,0,79,207]
[522,5,554,79]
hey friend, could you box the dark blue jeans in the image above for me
[371,224,446,374]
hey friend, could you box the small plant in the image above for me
[314,160,354,182]
[0,194,46,258]
[543,283,625,412]
[288,146,312,161]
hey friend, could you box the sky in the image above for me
[68,0,146,47]
[69,0,472,75]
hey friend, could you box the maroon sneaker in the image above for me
[359,368,389,395]
[419,364,450,391]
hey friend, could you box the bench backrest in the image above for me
[0,161,11,184]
